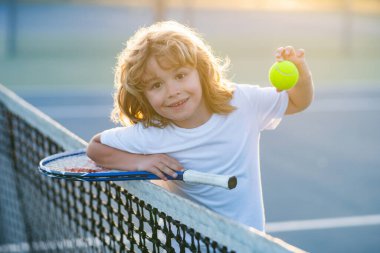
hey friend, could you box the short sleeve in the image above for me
[100,126,145,154]
[256,87,288,131]
[237,84,288,131]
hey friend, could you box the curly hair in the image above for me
[112,21,235,128]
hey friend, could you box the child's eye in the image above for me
[176,73,186,80]
[151,82,163,89]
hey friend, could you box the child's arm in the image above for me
[275,46,314,115]
[86,134,183,180]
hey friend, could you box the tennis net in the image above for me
[0,83,304,253]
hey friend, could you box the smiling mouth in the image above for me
[167,98,189,107]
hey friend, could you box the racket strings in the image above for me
[45,155,108,173]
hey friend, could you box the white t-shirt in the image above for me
[100,84,288,231]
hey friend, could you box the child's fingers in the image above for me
[147,166,169,181]
[275,46,305,63]
[166,156,184,171]
[275,47,285,55]
[157,161,179,178]
[275,47,285,61]
[296,48,305,57]
[276,46,296,61]
[138,154,183,180]
[152,154,182,171]
[284,46,296,57]
[160,155,183,172]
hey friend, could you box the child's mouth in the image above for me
[167,98,189,107]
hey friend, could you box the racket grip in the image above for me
[182,170,237,190]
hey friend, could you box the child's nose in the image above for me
[167,81,180,97]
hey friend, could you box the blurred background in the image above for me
[0,0,379,252]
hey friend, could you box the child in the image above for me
[87,21,313,232]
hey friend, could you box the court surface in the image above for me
[2,2,380,252]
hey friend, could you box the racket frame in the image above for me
[39,149,236,189]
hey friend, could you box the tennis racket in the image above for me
[39,149,237,190]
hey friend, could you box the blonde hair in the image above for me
[112,21,235,128]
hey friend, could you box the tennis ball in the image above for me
[269,61,299,90]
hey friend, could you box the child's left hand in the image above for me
[275,46,305,67]
[274,46,310,92]
[273,46,314,114]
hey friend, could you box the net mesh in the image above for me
[0,84,302,253]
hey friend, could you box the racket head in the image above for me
[38,149,180,181]
[39,150,234,189]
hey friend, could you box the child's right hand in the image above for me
[137,154,184,181]
[87,134,183,181]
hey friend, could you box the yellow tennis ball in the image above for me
[269,61,299,90]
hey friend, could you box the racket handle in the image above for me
[182,170,237,190]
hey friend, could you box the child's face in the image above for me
[142,57,211,128]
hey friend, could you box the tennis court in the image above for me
[1,1,380,252]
